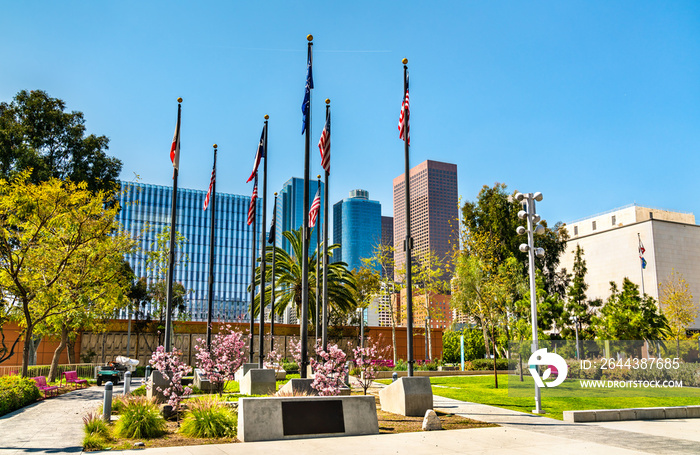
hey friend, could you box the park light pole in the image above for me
[516,191,545,414]
[571,315,580,360]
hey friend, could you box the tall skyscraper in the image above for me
[332,189,382,272]
[117,181,261,322]
[275,177,325,256]
[381,216,394,279]
[393,160,458,279]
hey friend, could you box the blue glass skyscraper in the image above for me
[117,181,261,322]
[275,177,324,255]
[332,189,382,272]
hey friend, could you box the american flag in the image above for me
[318,108,330,173]
[309,187,321,228]
[398,71,410,145]
[638,236,646,269]
[247,176,258,226]
[203,162,215,211]
[246,126,266,183]
[170,110,181,171]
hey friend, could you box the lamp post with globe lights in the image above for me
[516,191,545,414]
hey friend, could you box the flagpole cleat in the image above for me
[177,97,183,103]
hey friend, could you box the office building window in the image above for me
[611,215,616,225]
[573,226,578,236]
[592,221,597,231]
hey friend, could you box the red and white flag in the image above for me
[309,187,321,228]
[398,71,410,145]
[318,108,330,173]
[246,126,265,183]
[203,163,215,211]
[170,113,181,171]
[247,176,258,226]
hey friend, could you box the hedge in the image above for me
[0,375,41,416]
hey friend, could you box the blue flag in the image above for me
[641,257,647,269]
[301,45,314,134]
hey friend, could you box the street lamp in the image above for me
[570,315,580,361]
[516,191,545,414]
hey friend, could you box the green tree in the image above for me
[659,270,698,355]
[0,173,134,376]
[415,250,446,361]
[594,278,669,342]
[251,227,357,325]
[0,90,122,193]
[563,245,601,340]
[362,243,399,364]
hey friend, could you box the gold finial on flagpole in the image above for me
[325,99,330,104]
[402,58,408,64]
[213,144,217,149]
[317,174,321,179]
[307,34,313,41]
[177,97,183,103]
[264,115,269,120]
[274,192,278,196]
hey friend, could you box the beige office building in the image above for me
[560,204,700,329]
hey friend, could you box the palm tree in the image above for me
[250,227,357,325]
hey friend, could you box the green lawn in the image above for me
[379,375,700,420]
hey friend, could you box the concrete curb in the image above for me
[564,405,700,422]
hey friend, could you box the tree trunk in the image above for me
[425,291,432,362]
[21,325,34,377]
[48,325,69,382]
[66,338,76,364]
[101,332,107,364]
[481,322,491,358]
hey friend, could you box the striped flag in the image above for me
[203,162,215,211]
[318,108,330,173]
[309,187,321,228]
[247,176,258,226]
[639,237,646,269]
[301,44,314,134]
[246,126,265,183]
[398,71,410,145]
[170,112,181,171]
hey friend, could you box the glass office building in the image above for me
[275,177,325,255]
[332,189,382,272]
[117,181,262,322]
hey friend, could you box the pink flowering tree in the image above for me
[353,338,385,395]
[310,342,348,396]
[264,350,284,372]
[148,346,192,408]
[193,324,247,395]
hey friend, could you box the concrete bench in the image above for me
[238,395,378,442]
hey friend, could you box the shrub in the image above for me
[470,358,509,371]
[114,397,166,439]
[442,328,486,363]
[83,411,110,438]
[130,385,147,397]
[180,398,236,438]
[282,361,299,372]
[82,433,106,451]
[0,375,41,416]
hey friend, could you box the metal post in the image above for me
[525,195,542,414]
[270,193,277,354]
[249,177,258,363]
[300,35,313,378]
[126,307,132,358]
[123,371,132,395]
[206,145,217,351]
[103,382,113,422]
[315,175,321,343]
[259,118,269,369]
[573,316,580,361]
[460,334,465,371]
[322,101,330,352]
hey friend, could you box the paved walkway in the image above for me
[1,380,699,454]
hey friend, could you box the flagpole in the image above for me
[164,97,182,353]
[300,34,313,379]
[638,233,645,295]
[249,176,258,363]
[402,59,414,377]
[322,100,330,352]
[270,193,277,354]
[315,175,322,343]
[258,116,269,368]
[206,144,217,351]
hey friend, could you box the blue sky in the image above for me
[2,2,699,227]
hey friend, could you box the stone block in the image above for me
[238,395,378,442]
[635,407,665,420]
[338,387,351,396]
[595,410,621,422]
[235,363,259,382]
[193,368,214,392]
[663,407,687,419]
[240,369,276,396]
[379,376,433,417]
[563,410,596,422]
[618,409,637,421]
[278,378,318,396]
[146,370,170,403]
[422,409,442,430]
[686,405,700,418]
[275,370,286,381]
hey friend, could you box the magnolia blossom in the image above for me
[193,324,247,395]
[310,342,348,396]
[264,350,284,372]
[148,346,192,408]
[353,338,385,395]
